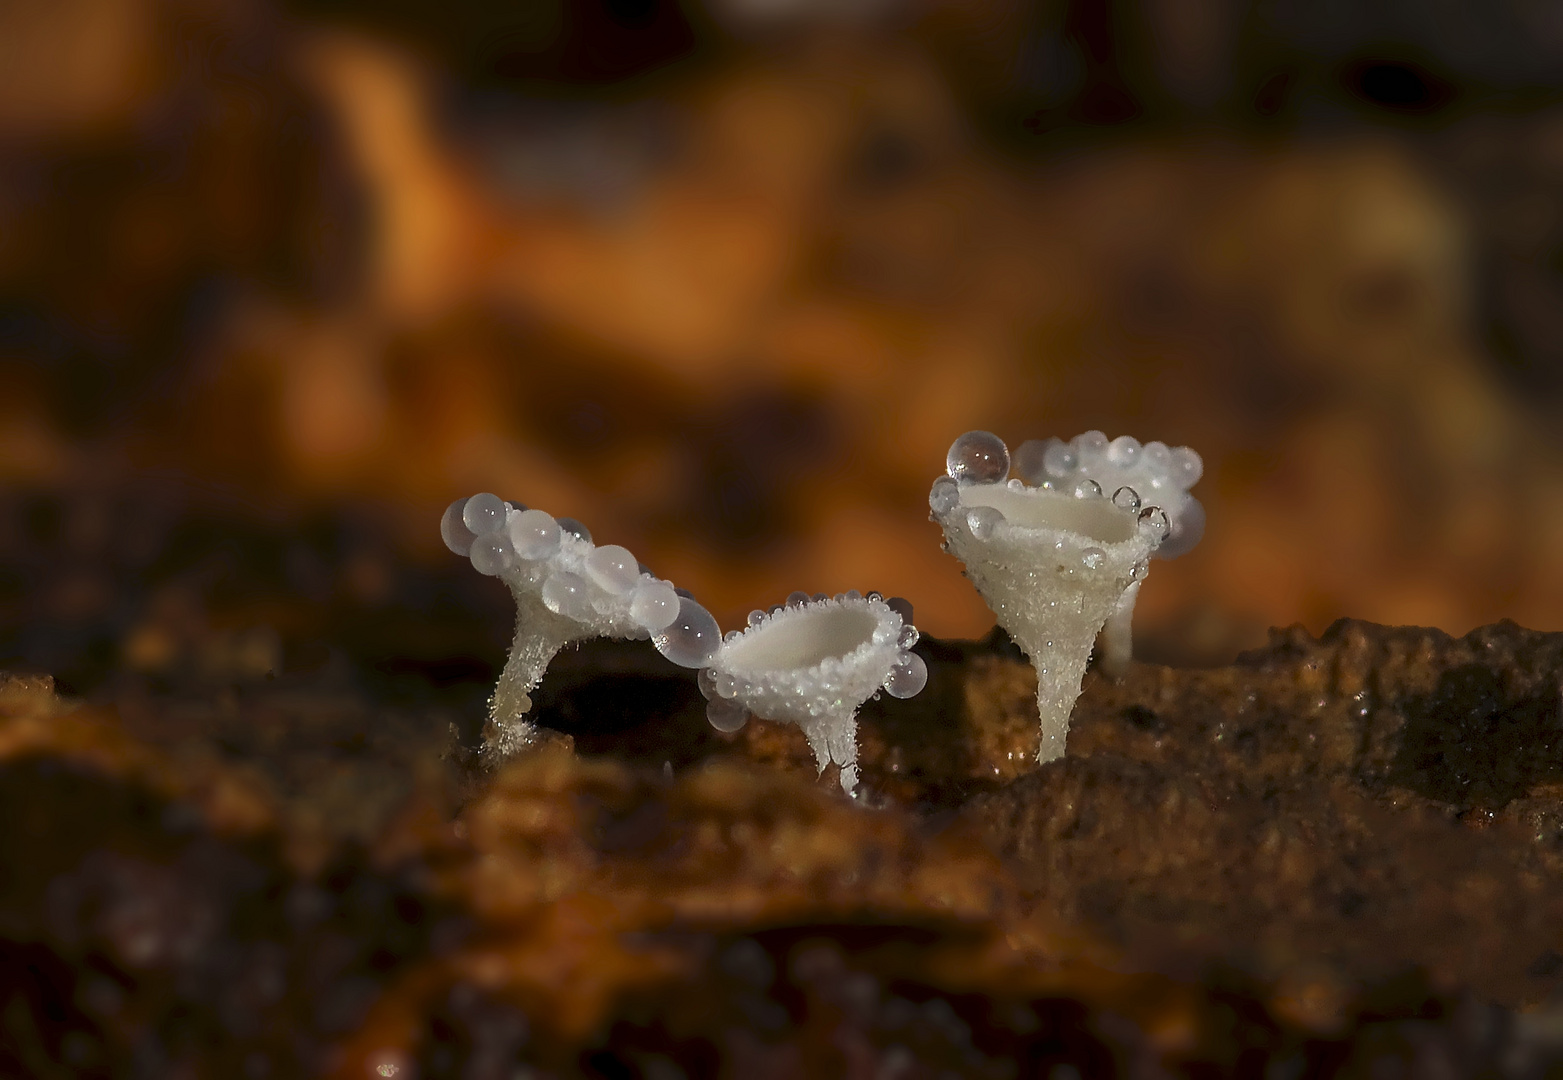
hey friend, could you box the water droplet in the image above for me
[652,596,722,668]
[1157,497,1205,557]
[1139,506,1171,543]
[697,667,719,700]
[1041,438,1078,478]
[866,591,883,602]
[884,653,928,699]
[508,509,561,560]
[556,517,592,543]
[675,586,695,599]
[946,431,1009,484]
[1076,430,1109,463]
[1011,439,1050,484]
[769,604,785,614]
[928,476,960,515]
[630,578,679,631]
[440,498,475,556]
[1107,435,1141,466]
[707,696,748,733]
[897,625,920,650]
[1171,446,1203,488]
[812,592,828,602]
[1006,477,1026,491]
[786,590,811,606]
[966,504,1004,539]
[469,533,515,576]
[584,544,639,594]
[1142,441,1171,472]
[1081,547,1106,570]
[1073,479,1103,499]
[541,571,592,619]
[1112,486,1140,512]
[462,492,507,536]
[844,589,862,601]
[1130,559,1149,581]
[714,671,737,698]
[886,596,913,623]
[747,609,766,627]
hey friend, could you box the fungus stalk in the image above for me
[697,592,926,795]
[442,494,720,757]
[933,432,1168,762]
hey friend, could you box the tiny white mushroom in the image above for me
[697,593,924,795]
[444,494,715,759]
[932,434,1165,763]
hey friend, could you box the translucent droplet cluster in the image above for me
[696,592,926,794]
[1012,430,1206,558]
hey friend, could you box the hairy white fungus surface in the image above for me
[443,493,717,757]
[697,592,925,795]
[933,433,1165,762]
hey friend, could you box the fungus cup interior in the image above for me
[960,486,1136,544]
[723,607,881,672]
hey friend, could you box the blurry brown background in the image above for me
[5,0,1563,666]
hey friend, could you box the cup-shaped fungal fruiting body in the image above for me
[442,494,720,757]
[696,592,927,795]
[933,432,1168,763]
[1011,431,1204,675]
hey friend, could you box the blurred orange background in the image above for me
[5,0,1563,654]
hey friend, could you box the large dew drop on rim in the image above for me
[706,696,748,733]
[441,498,476,556]
[946,431,1009,484]
[884,652,927,699]
[542,571,592,620]
[630,578,679,631]
[585,545,639,594]
[928,476,959,515]
[1011,439,1049,485]
[470,533,515,576]
[1157,496,1206,557]
[509,509,561,560]
[652,596,722,668]
[462,493,508,536]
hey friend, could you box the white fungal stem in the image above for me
[1098,579,1140,679]
[485,585,588,755]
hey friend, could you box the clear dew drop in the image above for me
[786,590,811,606]
[1139,506,1171,543]
[696,667,718,700]
[652,596,722,668]
[1076,430,1109,462]
[1011,439,1050,485]
[584,544,639,594]
[747,609,766,627]
[556,517,593,543]
[1081,547,1106,570]
[440,498,476,556]
[946,430,1010,484]
[1157,496,1205,558]
[1142,441,1171,472]
[1006,477,1026,491]
[541,571,592,619]
[866,590,883,602]
[706,696,749,733]
[1107,435,1141,466]
[886,596,913,624]
[1131,559,1149,581]
[462,492,507,537]
[844,589,862,601]
[1171,446,1204,488]
[1112,486,1141,512]
[966,504,1004,539]
[897,624,920,650]
[812,592,828,602]
[883,652,928,699]
[629,578,680,631]
[714,671,737,698]
[1041,438,1078,478]
[469,533,515,576]
[508,508,561,560]
[928,476,960,515]
[1073,479,1103,499]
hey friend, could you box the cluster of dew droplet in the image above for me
[697,591,927,734]
[930,431,1173,574]
[1010,430,1205,557]
[440,493,722,669]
